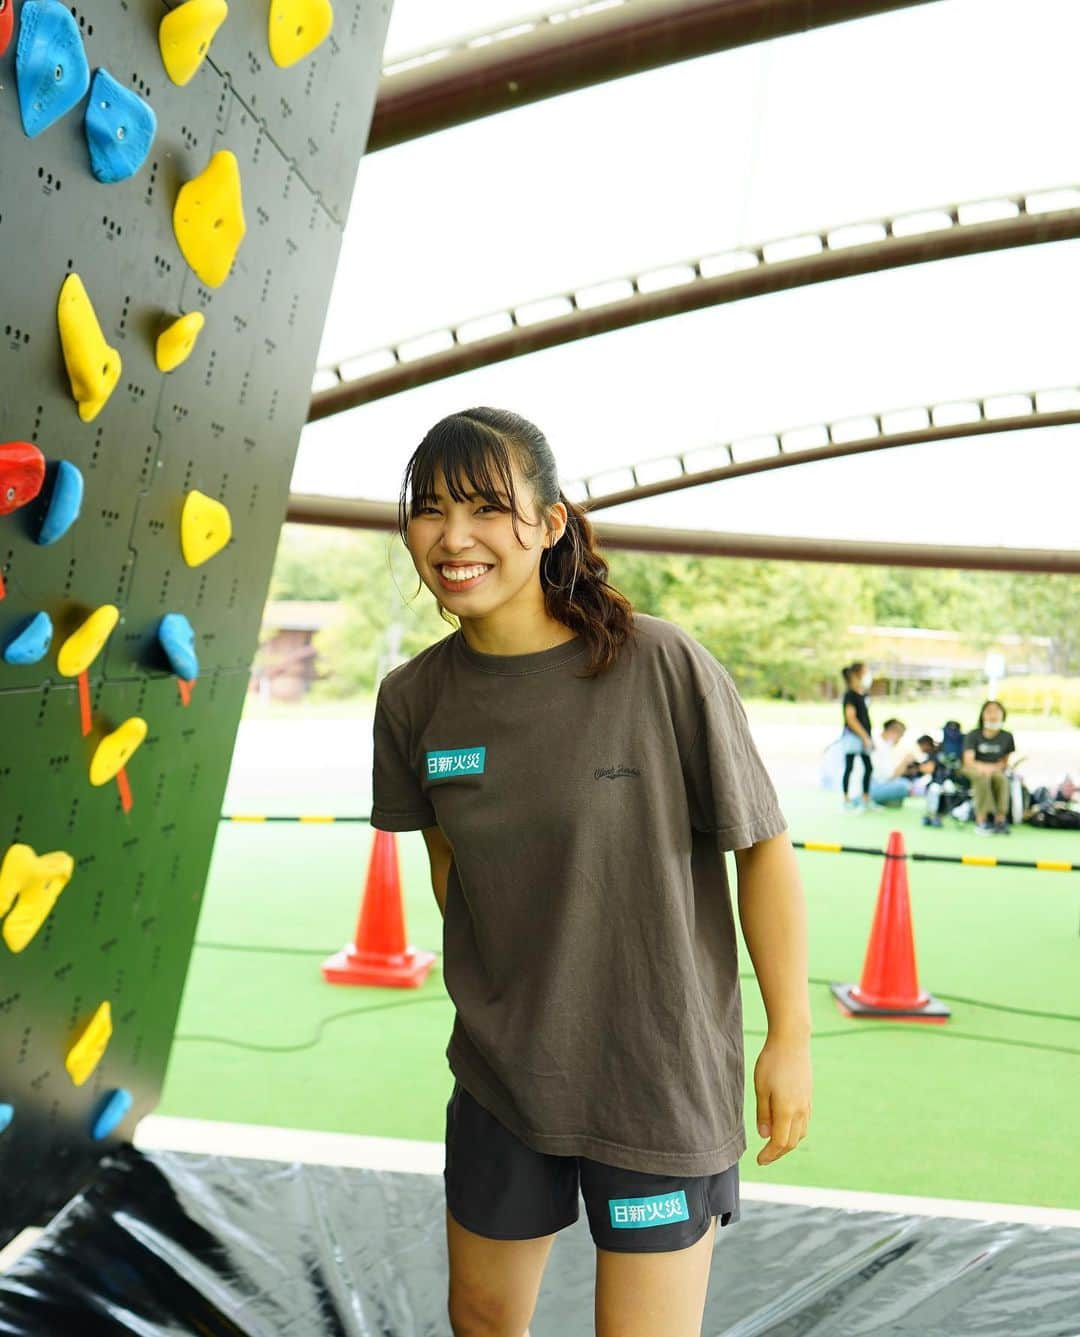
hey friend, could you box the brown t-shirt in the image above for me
[370,610,788,1175]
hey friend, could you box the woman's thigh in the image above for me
[445,1206,557,1337]
[594,1215,718,1337]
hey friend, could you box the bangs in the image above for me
[398,413,528,546]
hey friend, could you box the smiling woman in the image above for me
[395,406,634,671]
[374,404,810,1337]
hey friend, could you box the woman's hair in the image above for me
[977,699,1007,728]
[395,407,636,678]
[842,661,865,685]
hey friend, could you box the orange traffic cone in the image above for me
[829,830,950,1022]
[321,828,437,988]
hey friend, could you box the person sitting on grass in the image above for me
[962,700,1016,835]
[868,719,936,806]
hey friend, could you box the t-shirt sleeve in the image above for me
[370,684,437,832]
[962,731,978,755]
[682,664,789,850]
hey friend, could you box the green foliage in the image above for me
[265,525,1079,699]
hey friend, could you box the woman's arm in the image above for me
[733,829,813,1165]
[422,825,454,918]
[733,830,811,1042]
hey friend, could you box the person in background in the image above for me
[962,700,1016,835]
[868,719,932,806]
[840,661,875,812]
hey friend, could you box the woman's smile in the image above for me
[436,562,494,591]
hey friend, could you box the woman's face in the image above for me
[982,707,1004,733]
[406,458,555,617]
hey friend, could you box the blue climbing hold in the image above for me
[38,459,84,545]
[84,68,157,184]
[90,1087,133,1140]
[0,1104,13,1135]
[3,611,53,665]
[158,612,199,681]
[15,0,91,138]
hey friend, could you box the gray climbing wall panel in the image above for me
[0,0,392,1243]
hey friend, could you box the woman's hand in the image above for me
[753,1035,812,1166]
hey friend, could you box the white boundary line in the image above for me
[5,1113,1077,1273]
[132,1115,1080,1231]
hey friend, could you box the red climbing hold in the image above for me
[0,0,12,59]
[0,442,46,515]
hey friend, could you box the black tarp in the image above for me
[0,1143,1078,1335]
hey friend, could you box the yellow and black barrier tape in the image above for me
[217,817,1077,872]
[791,840,1078,872]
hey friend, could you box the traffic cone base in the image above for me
[321,943,436,989]
[829,980,950,1022]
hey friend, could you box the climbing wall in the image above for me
[0,0,391,1243]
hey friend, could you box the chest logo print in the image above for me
[594,765,641,780]
[426,747,485,780]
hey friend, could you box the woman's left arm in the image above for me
[734,830,813,1166]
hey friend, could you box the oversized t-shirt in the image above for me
[369,610,789,1176]
[962,728,1016,764]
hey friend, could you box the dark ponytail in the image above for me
[395,406,636,678]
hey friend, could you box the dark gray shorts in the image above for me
[443,1079,740,1254]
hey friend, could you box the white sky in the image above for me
[292,0,1080,551]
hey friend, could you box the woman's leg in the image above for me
[962,767,992,822]
[989,772,1009,819]
[859,752,873,796]
[446,1208,556,1337]
[594,1217,718,1337]
[841,751,856,798]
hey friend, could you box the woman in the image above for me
[370,408,812,1336]
[962,700,1016,835]
[840,661,878,812]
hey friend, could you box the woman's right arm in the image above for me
[422,825,454,918]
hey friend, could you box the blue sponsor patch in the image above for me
[608,1189,690,1229]
[425,747,485,781]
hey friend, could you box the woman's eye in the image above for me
[416,504,497,515]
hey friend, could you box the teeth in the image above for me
[440,564,490,581]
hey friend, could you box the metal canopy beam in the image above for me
[563,394,1080,509]
[308,192,1080,421]
[284,494,1080,574]
[369,0,940,152]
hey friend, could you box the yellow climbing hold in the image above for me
[57,604,120,677]
[173,150,246,287]
[268,0,333,67]
[89,717,148,786]
[159,0,229,86]
[181,489,232,566]
[57,273,122,423]
[156,311,206,372]
[0,844,74,954]
[66,1001,112,1087]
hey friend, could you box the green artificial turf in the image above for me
[157,785,1080,1209]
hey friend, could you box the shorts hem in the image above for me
[446,1200,579,1241]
